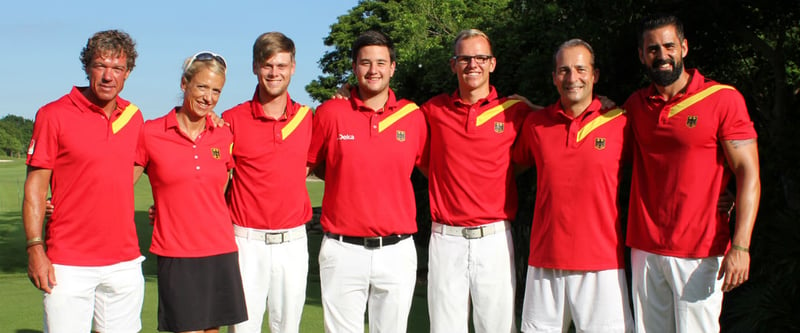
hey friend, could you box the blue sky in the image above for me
[0,0,360,121]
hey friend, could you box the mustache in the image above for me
[651,58,675,69]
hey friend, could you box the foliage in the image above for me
[0,115,33,158]
[308,0,800,329]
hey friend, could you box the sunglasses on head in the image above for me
[184,51,227,72]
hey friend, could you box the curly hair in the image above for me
[80,30,137,74]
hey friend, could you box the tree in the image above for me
[0,115,33,157]
[308,1,800,329]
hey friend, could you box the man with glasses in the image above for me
[421,28,531,333]
[222,32,313,333]
[23,30,145,332]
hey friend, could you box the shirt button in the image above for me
[373,125,377,128]
[194,155,199,159]
[196,166,200,170]
[193,145,197,149]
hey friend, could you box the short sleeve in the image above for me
[134,125,148,167]
[26,107,60,169]
[717,89,757,141]
[512,112,536,167]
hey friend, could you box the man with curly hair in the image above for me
[23,29,146,333]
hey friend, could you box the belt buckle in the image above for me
[462,226,485,239]
[363,236,383,249]
[265,232,287,244]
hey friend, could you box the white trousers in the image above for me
[319,236,417,333]
[520,267,633,333]
[427,221,516,333]
[631,248,724,333]
[43,256,145,333]
[230,225,309,333]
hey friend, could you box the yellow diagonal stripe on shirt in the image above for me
[281,106,310,140]
[378,103,419,133]
[112,104,140,134]
[576,108,626,142]
[475,99,521,127]
[668,84,735,118]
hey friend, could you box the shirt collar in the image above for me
[548,96,603,120]
[646,68,704,102]
[350,87,399,113]
[165,107,215,132]
[69,86,129,117]
[249,86,298,120]
[449,86,499,108]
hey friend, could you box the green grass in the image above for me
[0,158,431,332]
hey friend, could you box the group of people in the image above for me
[23,12,759,333]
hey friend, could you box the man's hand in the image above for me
[27,246,56,293]
[717,190,735,216]
[597,95,617,109]
[209,111,227,127]
[148,205,155,225]
[508,94,543,110]
[718,246,750,292]
[44,198,54,220]
[332,83,352,100]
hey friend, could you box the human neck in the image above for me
[458,85,490,105]
[655,70,691,101]
[358,88,389,111]
[561,99,592,118]
[260,91,288,119]
[83,90,116,118]
[175,109,206,141]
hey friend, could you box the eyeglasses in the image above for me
[184,51,227,72]
[451,54,493,65]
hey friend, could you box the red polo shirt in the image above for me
[222,89,313,230]
[136,109,237,258]
[307,88,427,237]
[624,69,757,258]
[26,86,142,266]
[513,98,630,270]
[422,87,531,227]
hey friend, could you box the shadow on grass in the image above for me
[0,210,26,273]
[16,330,42,333]
[0,210,157,274]
[305,207,431,331]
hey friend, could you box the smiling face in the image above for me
[639,24,688,87]
[352,45,395,100]
[85,52,130,106]
[450,36,495,93]
[181,66,225,120]
[553,45,598,110]
[254,51,295,100]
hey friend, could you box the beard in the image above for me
[645,58,684,86]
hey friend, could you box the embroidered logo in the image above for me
[396,130,406,142]
[27,139,35,155]
[686,115,698,128]
[338,134,355,141]
[595,138,606,150]
[211,148,221,160]
[494,122,504,133]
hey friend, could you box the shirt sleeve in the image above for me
[307,104,330,167]
[512,112,536,167]
[416,105,431,169]
[26,107,59,169]
[134,125,149,168]
[717,89,757,140]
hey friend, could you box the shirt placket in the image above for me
[272,120,283,146]
[466,106,478,134]
[370,112,381,138]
